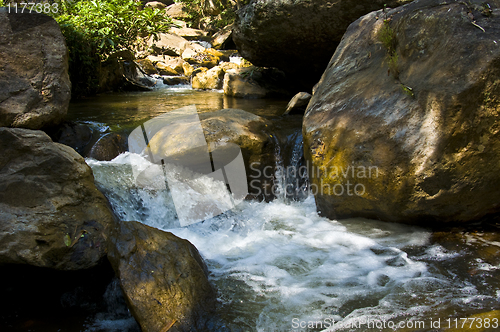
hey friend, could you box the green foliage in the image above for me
[176,0,249,29]
[378,19,399,79]
[388,52,399,79]
[379,19,396,55]
[400,84,414,98]
[51,0,172,98]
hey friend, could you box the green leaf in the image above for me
[64,234,72,247]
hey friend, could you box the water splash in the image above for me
[86,153,498,332]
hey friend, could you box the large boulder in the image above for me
[303,0,500,225]
[107,219,222,332]
[0,10,71,129]
[146,108,278,201]
[233,0,413,90]
[0,128,114,270]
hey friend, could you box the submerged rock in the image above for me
[49,121,93,155]
[303,0,500,225]
[107,219,223,332]
[233,0,413,90]
[0,10,71,129]
[89,133,128,161]
[0,128,114,270]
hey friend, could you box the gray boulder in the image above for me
[107,219,223,332]
[0,128,114,270]
[0,10,71,129]
[233,0,413,90]
[303,0,500,225]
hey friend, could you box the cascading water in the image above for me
[86,152,499,332]
[75,88,499,331]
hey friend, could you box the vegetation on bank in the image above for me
[49,0,172,98]
[0,0,247,98]
[177,0,250,30]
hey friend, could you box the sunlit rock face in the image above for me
[303,0,500,225]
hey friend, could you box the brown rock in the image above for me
[147,108,278,201]
[192,66,225,90]
[135,59,158,75]
[0,11,71,129]
[283,92,312,115]
[303,0,500,224]
[165,2,189,19]
[233,0,413,90]
[107,219,221,332]
[0,128,113,270]
[148,33,191,56]
[223,69,268,99]
[89,133,128,161]
[170,27,208,41]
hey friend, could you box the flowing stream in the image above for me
[73,86,500,332]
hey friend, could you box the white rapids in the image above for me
[86,152,498,332]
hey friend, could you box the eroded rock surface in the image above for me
[107,219,222,332]
[0,10,71,129]
[303,0,500,224]
[0,128,113,269]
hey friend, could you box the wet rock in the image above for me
[0,10,71,129]
[89,133,128,161]
[223,67,290,99]
[192,66,225,90]
[223,69,268,98]
[147,108,278,201]
[163,76,190,86]
[107,219,222,332]
[283,92,312,115]
[135,59,158,75]
[99,60,157,92]
[0,128,114,270]
[233,0,413,90]
[49,121,93,155]
[303,0,500,225]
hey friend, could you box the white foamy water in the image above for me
[87,153,499,332]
